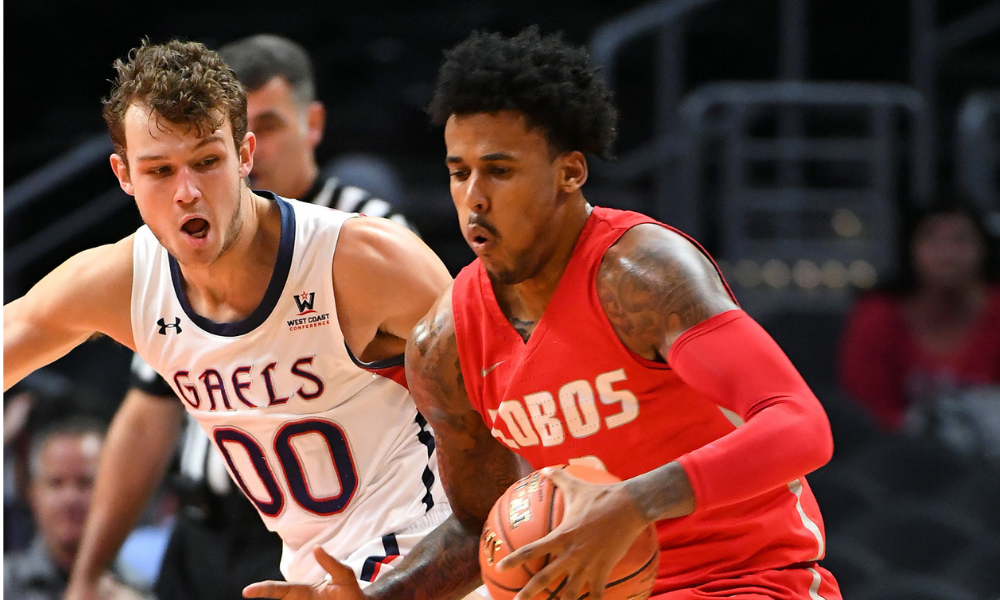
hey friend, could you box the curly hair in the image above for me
[103,39,247,165]
[427,26,618,160]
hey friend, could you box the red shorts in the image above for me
[654,564,842,600]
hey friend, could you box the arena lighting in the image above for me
[762,259,793,288]
[721,258,876,290]
[734,259,763,288]
[792,260,822,290]
[832,208,864,238]
[848,260,878,288]
[821,260,850,289]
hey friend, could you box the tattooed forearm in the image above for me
[400,290,524,600]
[436,407,523,519]
[408,299,465,414]
[367,516,483,600]
[597,224,737,358]
[623,462,696,523]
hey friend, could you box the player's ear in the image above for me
[558,151,588,193]
[110,153,134,196]
[306,101,326,149]
[238,132,255,180]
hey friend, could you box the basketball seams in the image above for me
[487,549,656,600]
[540,474,560,596]
[481,572,525,593]
[542,473,556,572]
[494,475,545,584]
[543,575,567,600]
[557,550,660,600]
[604,549,659,590]
[481,466,659,600]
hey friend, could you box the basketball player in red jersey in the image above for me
[244,26,842,600]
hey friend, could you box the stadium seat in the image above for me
[807,461,885,536]
[845,433,974,500]
[820,534,888,597]
[940,463,1000,535]
[852,573,979,600]
[946,538,1000,599]
[840,500,986,576]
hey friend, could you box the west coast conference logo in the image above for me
[288,291,331,331]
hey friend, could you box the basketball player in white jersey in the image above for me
[3,38,453,599]
[69,34,424,600]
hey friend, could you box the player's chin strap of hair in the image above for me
[667,310,834,511]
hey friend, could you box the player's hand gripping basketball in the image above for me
[496,466,654,600]
[243,547,364,600]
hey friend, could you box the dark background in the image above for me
[5,3,1000,598]
[5,0,998,399]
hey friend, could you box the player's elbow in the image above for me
[761,394,835,474]
[798,401,835,473]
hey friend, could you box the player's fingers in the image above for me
[496,534,559,571]
[542,467,591,505]
[585,567,613,600]
[313,547,358,585]
[243,581,295,598]
[513,567,568,600]
[558,575,586,600]
[540,466,574,489]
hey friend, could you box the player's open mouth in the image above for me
[467,220,498,251]
[182,218,210,239]
[468,230,494,252]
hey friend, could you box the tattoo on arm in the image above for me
[624,462,696,522]
[389,295,523,600]
[371,517,483,600]
[597,225,736,359]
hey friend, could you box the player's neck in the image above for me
[498,201,592,323]
[178,190,283,322]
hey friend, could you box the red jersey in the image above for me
[452,207,835,594]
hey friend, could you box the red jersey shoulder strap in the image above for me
[586,207,738,305]
[452,260,490,414]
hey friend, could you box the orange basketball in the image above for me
[479,464,659,600]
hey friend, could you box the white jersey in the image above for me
[131,194,449,582]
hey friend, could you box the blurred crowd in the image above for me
[4,9,1000,600]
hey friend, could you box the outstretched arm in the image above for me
[65,386,185,600]
[4,238,135,391]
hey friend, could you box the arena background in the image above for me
[5,2,1000,597]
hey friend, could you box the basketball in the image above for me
[479,464,659,600]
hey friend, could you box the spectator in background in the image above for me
[4,383,49,553]
[4,372,113,554]
[838,197,1000,436]
[65,34,423,600]
[4,418,145,600]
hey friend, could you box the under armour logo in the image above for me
[157,317,182,335]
